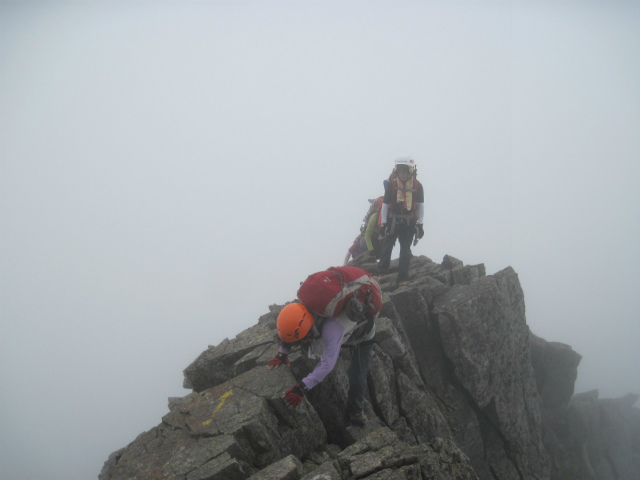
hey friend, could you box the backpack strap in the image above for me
[326,269,381,323]
[325,269,370,318]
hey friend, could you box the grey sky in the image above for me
[1,2,639,479]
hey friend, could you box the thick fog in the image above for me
[1,2,638,479]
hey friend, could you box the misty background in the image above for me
[1,2,638,479]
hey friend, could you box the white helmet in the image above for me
[395,155,416,169]
[394,155,416,175]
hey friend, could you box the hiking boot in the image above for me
[349,411,367,426]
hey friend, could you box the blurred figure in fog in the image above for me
[377,156,424,285]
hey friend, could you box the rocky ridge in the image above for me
[100,255,639,480]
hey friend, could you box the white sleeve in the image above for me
[381,203,389,224]
[416,203,424,224]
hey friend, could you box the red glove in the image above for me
[267,352,290,370]
[283,382,307,408]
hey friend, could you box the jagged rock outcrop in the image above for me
[565,391,640,479]
[100,255,639,480]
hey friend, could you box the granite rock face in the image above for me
[100,255,638,480]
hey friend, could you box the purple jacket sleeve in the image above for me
[301,319,344,390]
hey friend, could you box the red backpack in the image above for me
[297,266,382,322]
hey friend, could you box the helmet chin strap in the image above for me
[308,323,321,339]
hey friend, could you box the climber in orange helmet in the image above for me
[267,292,378,426]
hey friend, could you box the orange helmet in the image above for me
[277,303,314,342]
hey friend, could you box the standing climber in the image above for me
[377,156,425,285]
[267,267,381,426]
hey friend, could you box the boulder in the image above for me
[101,254,639,480]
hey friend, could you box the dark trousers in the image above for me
[346,341,374,414]
[378,222,414,281]
[371,235,381,258]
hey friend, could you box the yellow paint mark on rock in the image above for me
[202,389,233,426]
